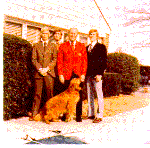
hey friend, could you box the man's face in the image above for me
[69,28,78,42]
[54,32,62,41]
[41,31,49,41]
[89,32,97,43]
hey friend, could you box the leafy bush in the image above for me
[140,66,150,76]
[3,34,34,120]
[106,52,140,94]
[103,73,121,97]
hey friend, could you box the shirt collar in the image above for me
[41,39,49,45]
[69,40,76,46]
[90,41,97,48]
[58,40,63,45]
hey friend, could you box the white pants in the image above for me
[87,76,104,118]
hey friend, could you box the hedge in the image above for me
[3,34,34,120]
[106,52,140,94]
[140,66,150,76]
[103,72,121,97]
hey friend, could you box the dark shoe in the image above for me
[83,116,95,119]
[61,114,66,121]
[76,118,82,122]
[88,116,95,119]
[29,117,34,121]
[28,112,34,121]
[93,118,102,123]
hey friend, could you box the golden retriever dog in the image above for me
[33,78,81,124]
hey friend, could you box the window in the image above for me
[4,21,22,37]
[27,26,41,44]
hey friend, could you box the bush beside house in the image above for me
[3,34,34,120]
[106,52,140,94]
[103,72,121,97]
[140,66,150,86]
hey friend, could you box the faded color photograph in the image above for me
[3,0,150,145]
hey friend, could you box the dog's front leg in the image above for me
[65,102,74,122]
[65,114,73,122]
[44,115,51,124]
[51,118,61,122]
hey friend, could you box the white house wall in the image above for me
[4,0,110,37]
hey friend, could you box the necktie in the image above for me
[88,44,92,52]
[43,42,47,67]
[71,42,75,73]
[71,42,75,52]
[44,42,47,47]
[56,42,60,51]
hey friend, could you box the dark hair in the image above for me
[89,29,99,38]
[53,29,62,36]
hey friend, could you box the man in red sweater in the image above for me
[57,28,87,122]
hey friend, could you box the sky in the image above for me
[96,0,150,27]
[96,0,150,66]
[95,0,150,65]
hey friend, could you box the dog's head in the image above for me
[69,78,81,91]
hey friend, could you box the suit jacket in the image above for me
[32,41,57,78]
[51,39,63,76]
[57,41,87,80]
[86,42,107,78]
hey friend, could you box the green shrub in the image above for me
[103,73,121,97]
[3,34,34,120]
[106,52,140,94]
[140,66,150,76]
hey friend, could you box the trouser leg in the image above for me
[94,79,104,118]
[87,77,95,117]
[54,76,64,96]
[44,76,54,100]
[76,82,83,121]
[32,78,43,117]
[71,73,83,121]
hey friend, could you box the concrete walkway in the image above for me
[3,87,150,145]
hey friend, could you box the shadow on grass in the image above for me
[26,135,87,144]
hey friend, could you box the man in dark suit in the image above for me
[51,29,63,96]
[57,28,87,122]
[86,29,107,123]
[51,29,63,51]
[30,26,57,120]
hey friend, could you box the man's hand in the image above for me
[94,75,102,82]
[80,75,85,82]
[59,75,65,84]
[39,67,49,76]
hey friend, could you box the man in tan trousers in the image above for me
[30,26,57,120]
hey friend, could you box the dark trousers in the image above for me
[62,73,83,121]
[32,76,54,117]
[53,76,63,96]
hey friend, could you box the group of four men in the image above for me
[30,27,107,123]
